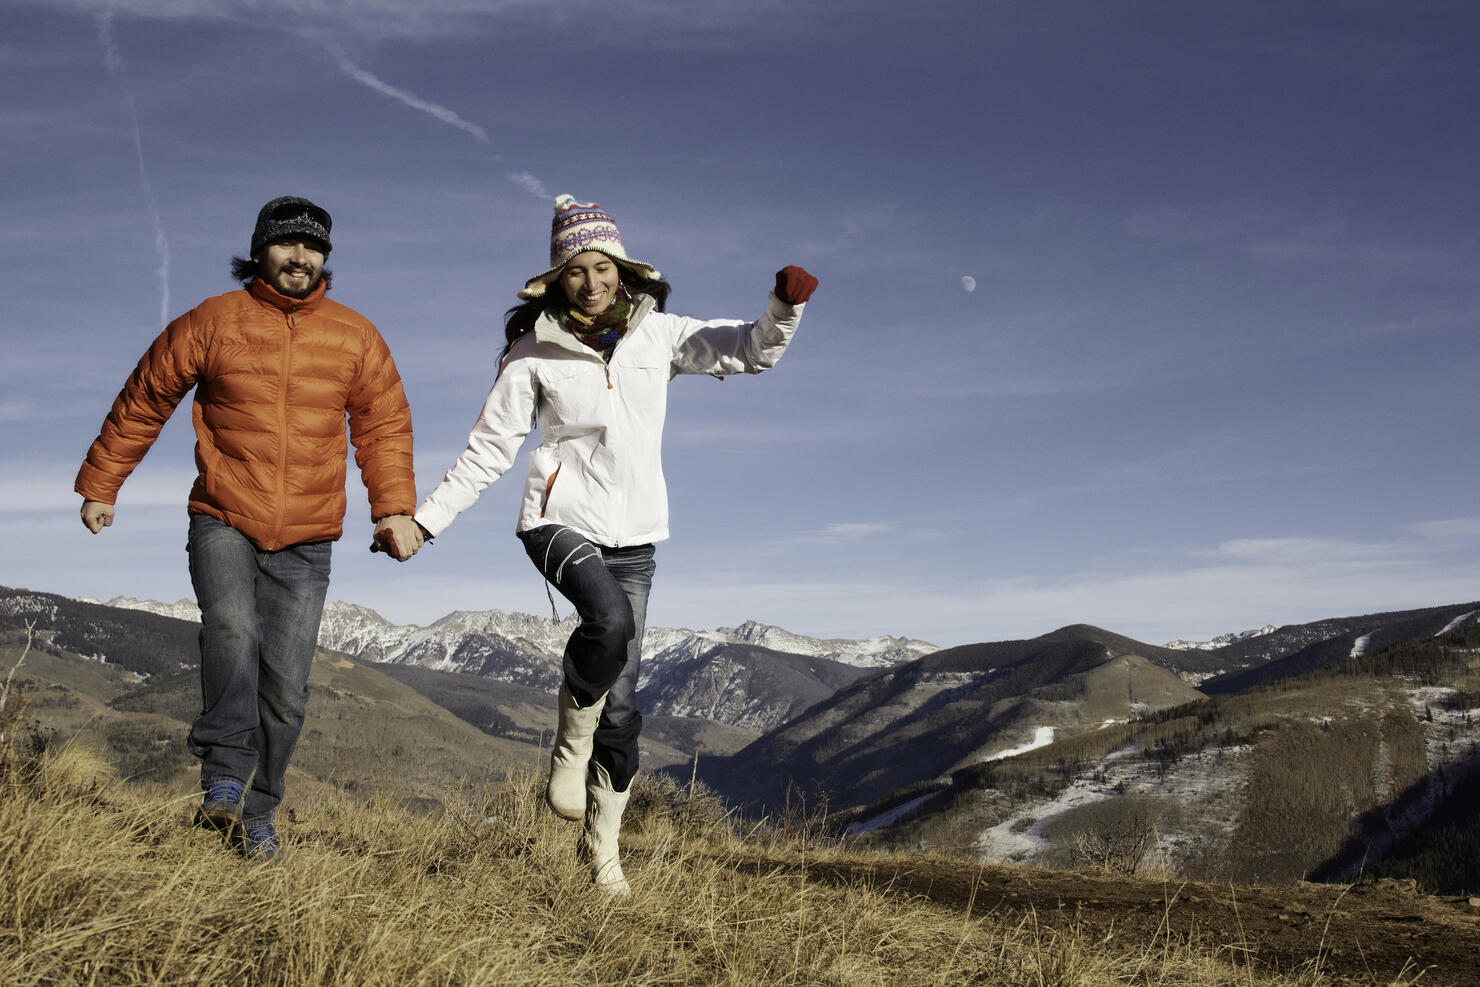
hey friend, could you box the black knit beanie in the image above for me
[251,196,332,256]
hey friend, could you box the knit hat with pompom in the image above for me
[519,195,659,299]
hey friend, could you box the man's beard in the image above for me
[272,269,322,299]
[269,266,326,299]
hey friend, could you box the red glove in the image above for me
[774,266,818,304]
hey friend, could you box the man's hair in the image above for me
[229,255,333,290]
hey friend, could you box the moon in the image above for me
[961,275,977,293]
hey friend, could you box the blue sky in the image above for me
[4,0,1477,648]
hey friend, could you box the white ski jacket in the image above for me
[415,291,804,546]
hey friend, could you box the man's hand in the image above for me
[372,514,426,562]
[81,499,114,534]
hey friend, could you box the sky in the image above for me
[3,0,1478,649]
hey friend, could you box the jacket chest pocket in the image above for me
[535,362,610,425]
[536,358,667,425]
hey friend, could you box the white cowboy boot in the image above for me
[547,684,607,820]
[580,762,632,896]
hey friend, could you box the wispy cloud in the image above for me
[328,44,488,142]
[95,12,170,330]
[1406,517,1480,541]
[651,531,1480,648]
[27,0,803,43]
[509,172,548,199]
[1207,536,1397,565]
[1124,200,1455,277]
[799,205,901,258]
[798,522,896,544]
[1,463,199,514]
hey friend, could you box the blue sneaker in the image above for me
[238,817,280,862]
[195,779,245,833]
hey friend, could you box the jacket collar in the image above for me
[534,292,656,356]
[249,277,328,313]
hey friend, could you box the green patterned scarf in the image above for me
[558,286,633,358]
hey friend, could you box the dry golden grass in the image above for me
[0,726,1376,987]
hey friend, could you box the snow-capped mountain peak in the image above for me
[1163,624,1281,651]
[101,597,937,674]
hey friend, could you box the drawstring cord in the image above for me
[540,525,599,621]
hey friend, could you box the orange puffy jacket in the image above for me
[75,278,416,550]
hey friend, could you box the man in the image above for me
[76,196,425,860]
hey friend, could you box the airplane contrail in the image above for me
[329,45,490,143]
[96,12,171,330]
[327,46,554,199]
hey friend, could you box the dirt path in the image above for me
[732,856,1480,984]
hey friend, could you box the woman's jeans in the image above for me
[185,514,331,821]
[519,524,655,792]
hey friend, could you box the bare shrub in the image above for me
[0,622,35,747]
[627,770,732,843]
[763,777,843,851]
[1046,798,1159,877]
[1071,810,1156,876]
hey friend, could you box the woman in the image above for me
[414,195,817,894]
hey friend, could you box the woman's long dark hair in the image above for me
[499,265,671,364]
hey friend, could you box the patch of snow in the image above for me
[976,741,1255,867]
[922,672,980,687]
[978,764,1118,862]
[725,619,939,667]
[1164,624,1281,651]
[847,793,938,835]
[987,726,1055,762]
[1436,610,1478,636]
[104,596,202,623]
[96,594,934,674]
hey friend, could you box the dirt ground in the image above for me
[740,855,1480,985]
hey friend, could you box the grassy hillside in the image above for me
[5,624,1477,984]
[6,722,1470,984]
[2,630,541,811]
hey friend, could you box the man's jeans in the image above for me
[185,514,331,820]
[519,524,655,792]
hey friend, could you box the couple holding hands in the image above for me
[76,193,817,889]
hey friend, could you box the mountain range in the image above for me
[96,595,937,734]
[4,584,1477,893]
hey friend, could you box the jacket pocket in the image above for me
[539,463,562,518]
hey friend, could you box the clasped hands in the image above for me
[373,514,426,562]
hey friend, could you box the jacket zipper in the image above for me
[273,308,295,547]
